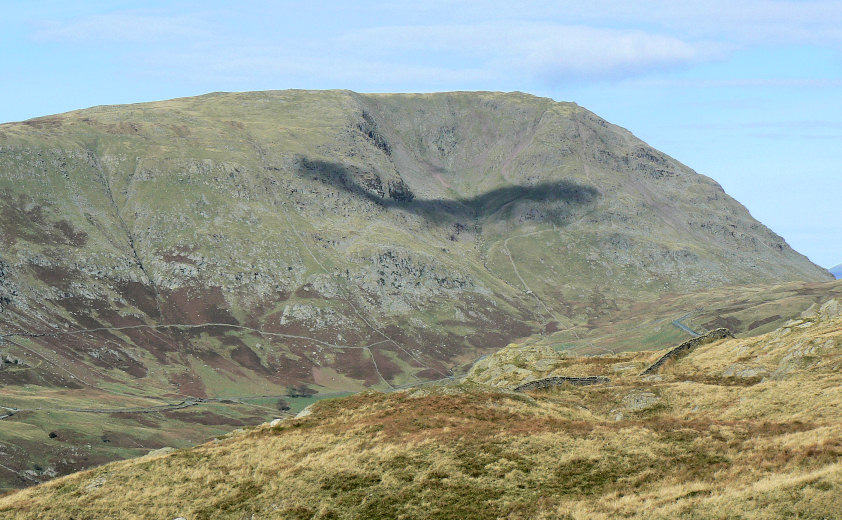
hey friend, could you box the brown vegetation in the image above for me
[2,304,841,519]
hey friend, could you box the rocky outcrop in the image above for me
[514,376,610,391]
[640,328,733,375]
[0,353,24,369]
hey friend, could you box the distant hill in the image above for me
[830,264,842,279]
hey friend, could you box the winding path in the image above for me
[501,230,557,323]
[671,313,702,337]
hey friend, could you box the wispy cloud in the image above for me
[415,1,842,46]
[31,11,212,43]
[23,2,842,88]
[114,21,723,86]
[341,23,724,82]
[131,45,495,86]
[513,26,724,82]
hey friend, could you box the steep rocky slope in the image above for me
[0,90,832,490]
[3,299,840,519]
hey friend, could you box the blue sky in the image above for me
[1,1,839,268]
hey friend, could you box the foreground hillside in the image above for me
[3,299,840,519]
[2,279,840,493]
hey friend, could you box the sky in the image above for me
[1,1,839,269]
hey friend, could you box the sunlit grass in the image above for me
[2,304,841,519]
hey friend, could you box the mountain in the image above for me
[0,90,829,384]
[3,298,840,519]
[0,90,833,489]
[830,264,842,279]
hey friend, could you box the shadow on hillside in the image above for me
[296,158,599,224]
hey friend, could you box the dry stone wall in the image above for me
[514,376,610,392]
[640,328,733,375]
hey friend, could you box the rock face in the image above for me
[0,90,831,396]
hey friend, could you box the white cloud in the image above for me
[341,23,723,82]
[512,26,723,81]
[133,27,715,87]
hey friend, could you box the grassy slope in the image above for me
[2,300,841,519]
